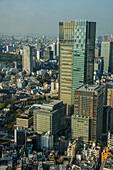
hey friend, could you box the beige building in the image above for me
[16,113,33,129]
[107,88,113,108]
[22,46,34,74]
[33,100,66,136]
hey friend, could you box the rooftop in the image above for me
[75,84,104,93]
[32,100,63,112]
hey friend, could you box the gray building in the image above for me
[94,57,103,80]
[22,46,34,74]
[101,42,113,74]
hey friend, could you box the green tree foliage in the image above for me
[0,52,22,69]
[0,103,6,110]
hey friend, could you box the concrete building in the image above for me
[95,47,100,57]
[51,80,59,94]
[103,106,113,133]
[16,113,33,129]
[71,115,90,142]
[107,88,113,108]
[22,46,34,74]
[67,139,80,158]
[107,132,113,150]
[37,50,41,60]
[16,78,25,89]
[33,100,66,137]
[59,20,96,115]
[6,45,14,53]
[41,131,53,151]
[14,126,25,146]
[71,84,105,141]
[101,42,113,74]
[94,57,103,80]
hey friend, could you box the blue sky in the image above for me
[0,0,113,36]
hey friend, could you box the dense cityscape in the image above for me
[0,10,113,170]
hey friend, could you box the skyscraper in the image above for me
[101,42,113,74]
[59,20,96,114]
[71,84,105,142]
[22,46,34,74]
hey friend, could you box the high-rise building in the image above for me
[101,42,113,74]
[71,85,105,142]
[107,88,113,108]
[33,100,66,137]
[103,106,113,133]
[22,46,34,74]
[94,57,103,80]
[41,131,53,151]
[59,20,96,114]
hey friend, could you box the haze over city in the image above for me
[1,0,113,169]
[0,0,113,36]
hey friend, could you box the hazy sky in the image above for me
[0,0,113,37]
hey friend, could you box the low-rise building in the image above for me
[16,113,33,129]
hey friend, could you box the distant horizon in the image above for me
[0,31,112,39]
[0,0,113,37]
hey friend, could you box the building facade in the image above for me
[71,115,90,142]
[59,20,96,114]
[94,57,103,80]
[33,100,66,137]
[107,88,113,108]
[22,46,34,74]
[71,85,105,141]
[101,42,113,74]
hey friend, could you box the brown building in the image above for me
[72,85,105,142]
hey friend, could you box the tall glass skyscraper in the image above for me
[59,20,96,115]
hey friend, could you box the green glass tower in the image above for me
[59,20,96,115]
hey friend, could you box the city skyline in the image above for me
[0,0,113,36]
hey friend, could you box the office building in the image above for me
[22,46,34,74]
[71,84,105,141]
[107,132,113,150]
[56,37,59,57]
[33,100,66,137]
[94,57,103,80]
[101,42,113,74]
[103,106,113,133]
[14,127,25,146]
[107,88,113,108]
[95,47,100,57]
[41,131,53,151]
[59,20,96,114]
[6,45,14,53]
[16,113,33,129]
[71,115,90,142]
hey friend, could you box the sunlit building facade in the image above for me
[59,20,96,114]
